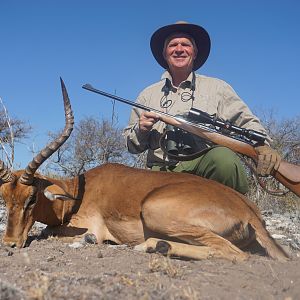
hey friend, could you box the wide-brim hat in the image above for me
[150,21,211,70]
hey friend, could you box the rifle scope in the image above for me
[188,108,266,144]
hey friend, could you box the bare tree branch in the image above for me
[45,115,142,177]
[0,97,31,168]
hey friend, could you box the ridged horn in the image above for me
[19,78,74,185]
[0,161,15,183]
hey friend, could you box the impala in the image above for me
[0,79,288,261]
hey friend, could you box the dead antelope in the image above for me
[0,80,288,262]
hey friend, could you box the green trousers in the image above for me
[152,146,249,194]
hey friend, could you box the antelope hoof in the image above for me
[4,241,17,248]
[134,239,172,255]
[84,233,97,244]
[153,241,171,255]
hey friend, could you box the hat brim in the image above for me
[150,23,211,70]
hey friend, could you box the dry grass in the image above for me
[148,255,184,278]
[250,191,300,215]
[181,286,201,300]
[26,272,50,300]
[246,176,300,214]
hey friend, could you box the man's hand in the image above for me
[255,145,281,176]
[139,111,160,132]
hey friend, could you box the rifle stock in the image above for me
[160,114,300,197]
[83,83,300,198]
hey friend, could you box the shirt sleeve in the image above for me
[217,81,271,144]
[123,88,166,154]
[123,105,150,154]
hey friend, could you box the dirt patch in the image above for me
[1,203,299,299]
[0,232,299,300]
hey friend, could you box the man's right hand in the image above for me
[139,111,160,132]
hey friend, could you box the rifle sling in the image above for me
[240,156,290,196]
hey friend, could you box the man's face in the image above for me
[163,34,197,73]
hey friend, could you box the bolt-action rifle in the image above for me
[82,83,300,198]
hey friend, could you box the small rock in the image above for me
[46,256,55,262]
[68,242,84,249]
[58,249,65,255]
[22,252,31,265]
[108,244,127,249]
[272,234,286,239]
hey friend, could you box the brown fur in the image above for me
[0,163,288,261]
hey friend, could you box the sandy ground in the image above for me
[0,231,300,300]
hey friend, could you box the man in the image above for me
[124,21,280,194]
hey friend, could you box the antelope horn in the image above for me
[0,161,15,183]
[19,78,74,185]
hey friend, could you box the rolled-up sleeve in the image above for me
[123,105,151,154]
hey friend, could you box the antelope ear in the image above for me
[44,184,75,201]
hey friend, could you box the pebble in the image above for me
[46,256,55,262]
[97,251,103,258]
[272,234,286,239]
[68,242,84,249]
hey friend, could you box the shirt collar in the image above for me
[161,71,194,89]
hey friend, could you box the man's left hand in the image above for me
[255,145,281,176]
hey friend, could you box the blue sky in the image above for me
[0,0,299,168]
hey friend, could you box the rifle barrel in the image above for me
[82,84,152,113]
[82,83,255,145]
